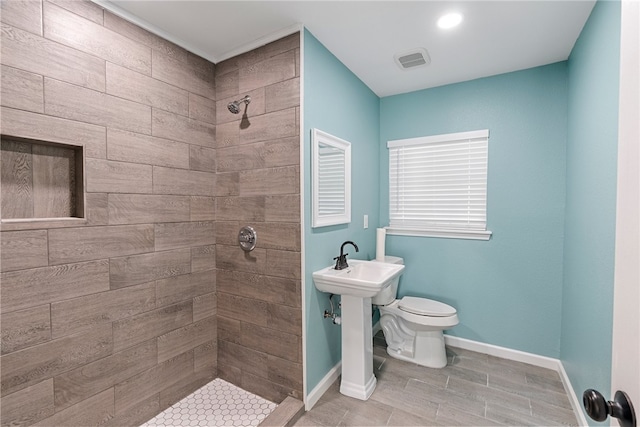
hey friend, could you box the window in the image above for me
[387,129,491,240]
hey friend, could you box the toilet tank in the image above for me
[371,256,404,306]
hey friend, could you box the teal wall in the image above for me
[379,64,568,357]
[562,1,620,423]
[303,30,381,393]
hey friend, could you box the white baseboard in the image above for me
[305,361,341,410]
[444,335,588,426]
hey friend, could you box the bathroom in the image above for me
[0,1,637,426]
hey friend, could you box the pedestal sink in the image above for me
[312,260,405,400]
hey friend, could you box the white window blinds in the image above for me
[388,130,490,238]
[317,145,346,216]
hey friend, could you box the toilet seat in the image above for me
[398,296,457,317]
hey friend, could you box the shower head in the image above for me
[227,95,251,114]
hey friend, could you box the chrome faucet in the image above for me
[333,241,359,270]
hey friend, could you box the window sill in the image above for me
[385,227,492,241]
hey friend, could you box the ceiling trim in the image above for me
[215,23,303,64]
[93,0,216,62]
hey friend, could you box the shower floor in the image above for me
[141,378,277,427]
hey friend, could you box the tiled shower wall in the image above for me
[0,1,301,426]
[214,34,302,403]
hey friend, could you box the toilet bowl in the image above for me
[373,256,458,368]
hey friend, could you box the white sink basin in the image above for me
[313,259,405,297]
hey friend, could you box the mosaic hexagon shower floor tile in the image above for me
[141,378,277,427]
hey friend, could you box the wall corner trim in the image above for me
[444,335,588,426]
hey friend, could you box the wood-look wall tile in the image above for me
[107,129,190,169]
[214,172,239,197]
[266,249,301,280]
[216,136,299,172]
[215,120,239,148]
[1,304,51,355]
[241,371,292,404]
[86,159,152,194]
[189,145,216,172]
[0,65,44,113]
[190,197,215,221]
[240,323,299,363]
[112,300,192,353]
[159,371,211,412]
[217,292,267,326]
[236,33,299,71]
[193,292,216,322]
[190,245,215,273]
[114,350,193,415]
[103,11,188,62]
[106,62,188,116]
[0,0,42,35]
[267,355,303,393]
[51,283,156,339]
[239,165,299,196]
[217,364,242,388]
[48,224,154,265]
[31,144,76,218]
[156,270,214,308]
[0,379,54,427]
[44,2,150,74]
[218,340,267,379]
[0,23,105,91]
[54,340,156,411]
[0,229,48,273]
[238,108,297,145]
[1,324,112,396]
[47,0,104,25]
[109,249,191,289]
[189,93,215,124]
[151,50,214,99]
[215,245,266,274]
[295,48,300,76]
[216,88,265,125]
[265,194,300,223]
[217,316,241,345]
[216,196,264,221]
[154,221,215,251]
[194,340,216,374]
[45,78,151,135]
[86,193,108,225]
[0,139,33,219]
[108,194,190,225]
[0,304,51,354]
[267,304,302,336]
[265,77,299,113]
[1,260,109,313]
[103,394,159,427]
[153,166,215,196]
[216,269,299,308]
[238,50,296,93]
[214,69,237,100]
[157,316,215,363]
[33,387,114,427]
[257,223,301,251]
[0,107,107,159]
[152,109,215,148]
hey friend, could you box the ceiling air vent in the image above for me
[394,48,431,70]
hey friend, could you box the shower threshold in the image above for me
[141,378,276,427]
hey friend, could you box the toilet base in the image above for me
[384,329,448,368]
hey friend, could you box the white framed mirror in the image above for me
[312,128,351,228]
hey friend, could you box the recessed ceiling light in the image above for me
[437,12,463,29]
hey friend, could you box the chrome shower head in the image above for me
[227,95,251,114]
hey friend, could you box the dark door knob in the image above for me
[583,389,636,427]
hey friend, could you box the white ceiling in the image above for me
[100,1,595,97]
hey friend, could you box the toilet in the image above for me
[372,256,459,368]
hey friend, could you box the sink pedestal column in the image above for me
[339,295,376,400]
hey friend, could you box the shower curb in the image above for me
[258,396,305,427]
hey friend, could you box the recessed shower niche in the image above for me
[1,136,84,224]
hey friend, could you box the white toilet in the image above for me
[373,256,459,368]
